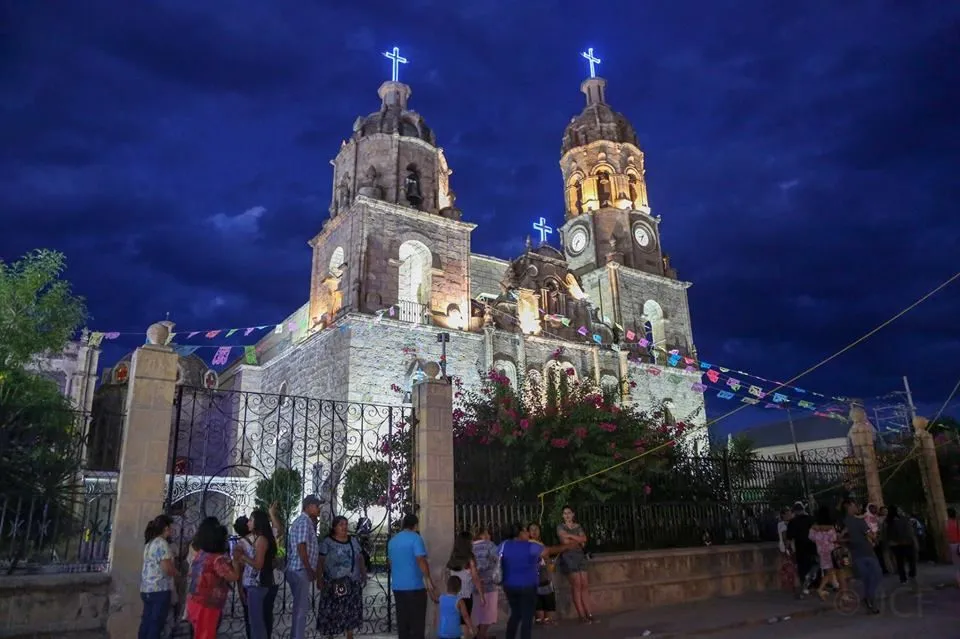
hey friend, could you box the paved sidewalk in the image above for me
[490,565,957,639]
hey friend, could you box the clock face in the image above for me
[568,227,588,255]
[633,224,653,249]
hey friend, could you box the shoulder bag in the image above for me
[329,537,356,599]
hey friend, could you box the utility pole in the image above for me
[786,408,809,500]
[903,376,918,422]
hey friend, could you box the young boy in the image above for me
[438,575,475,639]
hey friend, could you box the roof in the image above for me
[738,414,850,448]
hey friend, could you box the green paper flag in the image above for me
[244,346,258,365]
[226,329,238,338]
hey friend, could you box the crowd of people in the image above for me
[777,495,960,614]
[135,496,597,639]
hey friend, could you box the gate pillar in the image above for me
[913,416,950,562]
[107,323,179,639]
[848,401,883,507]
[412,369,454,634]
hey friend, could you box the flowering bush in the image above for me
[468,367,692,505]
[380,368,694,520]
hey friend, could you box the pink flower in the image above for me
[512,429,522,437]
[629,380,637,388]
[491,423,502,436]
[550,438,569,449]
[565,368,575,376]
[609,442,616,449]
[574,427,587,439]
[519,418,531,431]
[614,453,623,460]
[643,484,652,495]
[479,436,490,444]
[598,422,617,432]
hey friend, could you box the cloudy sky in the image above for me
[2,1,958,431]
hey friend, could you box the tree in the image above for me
[254,468,303,524]
[341,459,389,517]
[0,250,88,369]
[0,250,88,572]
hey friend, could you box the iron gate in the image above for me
[165,385,415,636]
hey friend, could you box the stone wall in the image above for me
[512,543,778,620]
[0,573,110,638]
[469,253,510,299]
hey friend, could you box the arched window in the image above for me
[544,360,577,395]
[600,374,619,395]
[398,240,433,323]
[596,171,612,208]
[643,300,666,363]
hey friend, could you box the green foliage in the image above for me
[341,459,389,516]
[254,468,303,524]
[0,250,88,369]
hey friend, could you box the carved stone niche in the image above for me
[357,165,383,199]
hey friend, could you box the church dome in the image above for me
[561,78,638,155]
[352,81,436,146]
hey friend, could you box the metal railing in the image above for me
[1,409,121,575]
[396,299,430,325]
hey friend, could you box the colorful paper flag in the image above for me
[741,397,759,405]
[274,324,283,334]
[88,332,104,347]
[212,346,232,366]
[104,332,120,340]
[647,367,661,376]
[772,392,789,403]
[592,334,602,344]
[625,330,636,341]
[667,374,683,384]
[691,382,707,393]
[226,329,238,338]
[699,361,712,370]
[188,331,199,338]
[717,390,735,400]
[667,354,681,367]
[205,330,220,339]
[577,326,588,336]
[706,369,721,383]
[560,318,571,327]
[726,378,742,391]
[638,338,650,347]
[747,385,764,398]
[244,346,258,365]
[174,345,199,357]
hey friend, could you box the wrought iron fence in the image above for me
[454,446,869,553]
[166,385,414,637]
[0,409,121,575]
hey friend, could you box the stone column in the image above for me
[107,323,179,639]
[591,346,601,384]
[617,349,631,404]
[412,369,454,636]
[847,402,883,507]
[913,417,950,562]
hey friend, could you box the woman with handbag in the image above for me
[316,516,366,639]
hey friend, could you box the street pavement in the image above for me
[493,565,958,639]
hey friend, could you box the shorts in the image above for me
[462,596,473,619]
[536,591,556,612]
[557,551,586,575]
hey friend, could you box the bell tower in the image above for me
[557,51,696,358]
[306,50,473,333]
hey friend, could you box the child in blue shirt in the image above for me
[437,575,475,638]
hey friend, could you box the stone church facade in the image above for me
[222,75,707,447]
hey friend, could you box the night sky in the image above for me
[3,1,959,433]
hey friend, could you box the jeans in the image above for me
[286,569,312,639]
[394,589,428,639]
[504,587,537,639]
[246,586,271,639]
[891,545,917,582]
[853,555,883,603]
[138,590,171,639]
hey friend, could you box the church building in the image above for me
[222,61,707,446]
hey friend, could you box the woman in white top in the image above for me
[139,514,178,639]
[777,507,796,591]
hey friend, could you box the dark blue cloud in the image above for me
[2,1,959,430]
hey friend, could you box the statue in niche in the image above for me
[357,165,383,199]
[597,172,612,207]
[322,261,346,318]
[404,165,423,208]
[336,176,351,212]
[564,273,587,301]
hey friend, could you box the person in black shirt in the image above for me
[785,502,818,596]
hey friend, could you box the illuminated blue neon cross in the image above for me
[581,47,601,78]
[533,217,553,244]
[383,47,408,82]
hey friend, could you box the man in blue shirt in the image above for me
[388,514,436,639]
